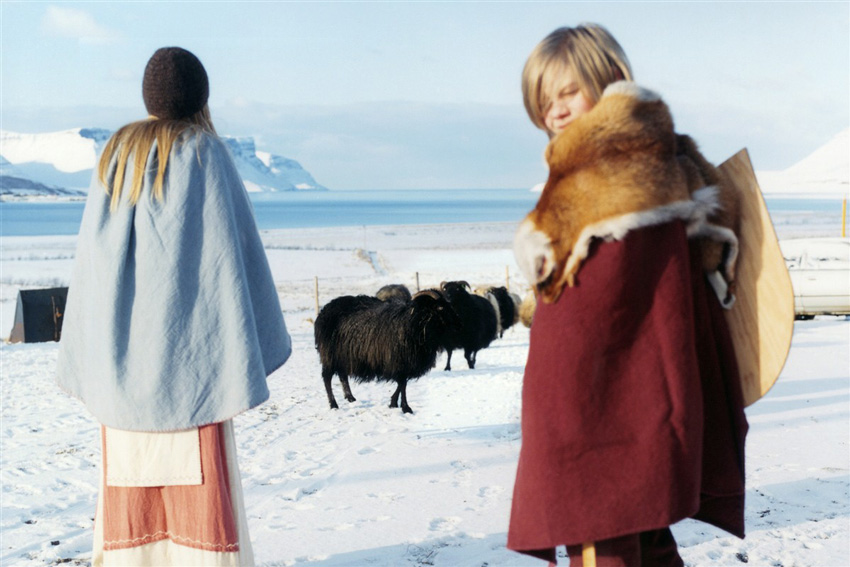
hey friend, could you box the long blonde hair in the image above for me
[522,23,633,133]
[98,105,216,211]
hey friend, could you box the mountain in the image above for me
[221,137,325,192]
[0,153,82,197]
[757,128,849,195]
[0,128,326,198]
[0,129,109,196]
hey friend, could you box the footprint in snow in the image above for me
[429,516,462,532]
[478,485,504,500]
[367,492,403,503]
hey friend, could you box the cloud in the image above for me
[41,5,120,45]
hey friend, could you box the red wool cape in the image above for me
[507,221,747,562]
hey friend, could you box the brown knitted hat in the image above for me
[142,47,209,120]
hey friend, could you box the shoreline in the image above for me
[2,216,846,339]
[0,221,527,341]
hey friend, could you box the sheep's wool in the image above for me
[56,131,291,432]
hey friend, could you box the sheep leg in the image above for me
[398,378,413,414]
[339,374,357,403]
[390,381,401,408]
[389,380,413,413]
[465,348,476,369]
[444,349,453,372]
[322,366,339,409]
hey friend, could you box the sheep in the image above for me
[519,291,536,328]
[314,290,461,414]
[439,281,498,371]
[477,286,522,337]
[473,286,503,336]
[376,283,412,302]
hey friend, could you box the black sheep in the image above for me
[483,286,521,338]
[314,290,461,413]
[440,281,498,371]
[376,284,412,302]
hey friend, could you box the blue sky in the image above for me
[2,2,848,189]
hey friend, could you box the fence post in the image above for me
[416,272,420,292]
[314,276,320,316]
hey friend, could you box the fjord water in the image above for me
[0,189,540,237]
[0,190,845,237]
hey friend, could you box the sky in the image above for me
[2,1,848,190]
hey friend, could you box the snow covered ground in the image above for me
[2,221,848,566]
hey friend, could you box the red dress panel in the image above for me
[101,423,239,553]
[507,221,746,562]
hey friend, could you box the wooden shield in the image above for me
[718,149,794,406]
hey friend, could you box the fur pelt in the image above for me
[514,81,740,304]
[518,291,536,328]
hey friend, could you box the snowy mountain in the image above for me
[757,128,849,195]
[0,168,81,198]
[0,129,109,196]
[222,137,326,192]
[1,156,80,196]
[0,128,326,197]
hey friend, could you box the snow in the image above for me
[0,129,104,173]
[243,180,265,193]
[758,129,850,196]
[257,150,273,168]
[2,221,849,567]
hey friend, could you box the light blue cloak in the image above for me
[56,130,291,432]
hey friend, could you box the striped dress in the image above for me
[92,421,253,566]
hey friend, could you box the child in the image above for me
[508,24,748,567]
[56,47,291,566]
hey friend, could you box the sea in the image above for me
[0,189,846,238]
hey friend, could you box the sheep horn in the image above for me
[413,289,442,301]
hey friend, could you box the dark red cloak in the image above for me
[507,221,747,562]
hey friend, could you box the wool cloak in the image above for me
[56,131,291,432]
[507,223,747,562]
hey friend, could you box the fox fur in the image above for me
[516,81,740,304]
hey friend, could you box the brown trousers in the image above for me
[565,528,684,567]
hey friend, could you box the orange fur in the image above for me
[676,134,741,282]
[519,291,537,328]
[524,82,740,303]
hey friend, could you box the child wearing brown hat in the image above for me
[56,47,291,566]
